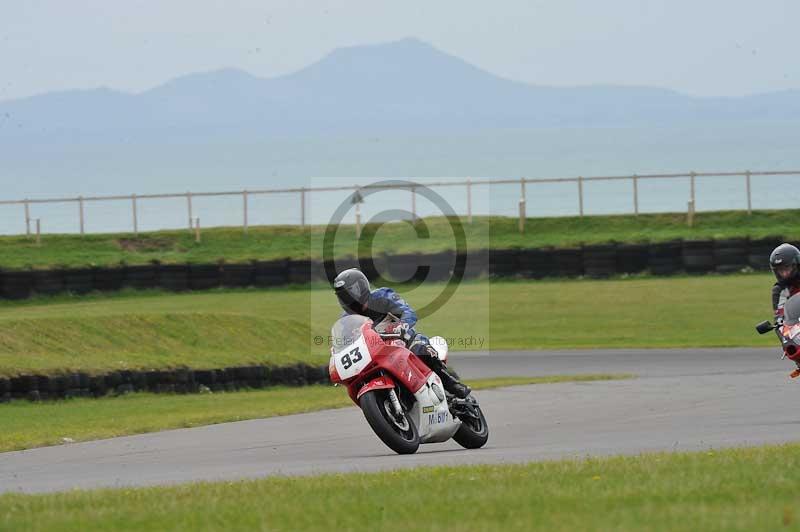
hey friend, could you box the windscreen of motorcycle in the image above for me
[330,314,373,379]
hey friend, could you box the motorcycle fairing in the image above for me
[408,373,461,443]
[356,374,397,401]
[332,334,373,381]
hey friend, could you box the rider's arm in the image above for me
[774,282,788,320]
[371,288,418,328]
[387,291,418,328]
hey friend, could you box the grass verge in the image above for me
[0,375,630,453]
[1,442,798,531]
[0,209,793,269]
[0,274,777,377]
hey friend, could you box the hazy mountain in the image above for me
[2,38,799,144]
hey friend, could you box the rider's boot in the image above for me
[428,356,471,399]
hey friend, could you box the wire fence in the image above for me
[1,170,798,237]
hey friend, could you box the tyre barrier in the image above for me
[124,265,157,290]
[517,247,556,278]
[616,243,649,274]
[254,259,289,287]
[158,264,189,291]
[63,268,94,295]
[93,267,126,292]
[748,235,784,271]
[0,238,782,301]
[682,240,716,274]
[647,240,683,276]
[462,249,489,280]
[489,248,519,278]
[583,244,617,278]
[189,264,221,290]
[0,363,330,403]
[220,263,254,288]
[553,248,583,277]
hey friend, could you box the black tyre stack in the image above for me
[93,267,125,292]
[158,264,189,291]
[616,243,649,275]
[461,249,489,280]
[188,264,221,290]
[124,264,158,290]
[648,240,682,276]
[553,248,583,277]
[517,248,556,279]
[63,268,94,294]
[682,240,715,274]
[254,259,289,287]
[32,269,65,296]
[220,263,254,288]
[489,249,518,278]
[713,238,750,274]
[1,270,34,299]
[582,244,617,278]
[749,235,784,271]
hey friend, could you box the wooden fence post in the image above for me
[300,188,306,227]
[466,178,472,224]
[78,196,85,236]
[746,170,752,215]
[24,199,30,236]
[243,190,249,234]
[132,194,138,236]
[186,192,193,232]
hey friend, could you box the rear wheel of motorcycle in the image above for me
[360,390,419,455]
[453,402,489,449]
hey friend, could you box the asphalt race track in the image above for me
[2,347,799,494]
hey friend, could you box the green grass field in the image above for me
[0,274,777,377]
[2,442,798,531]
[0,375,628,453]
[0,209,793,269]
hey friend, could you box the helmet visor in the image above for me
[775,264,797,280]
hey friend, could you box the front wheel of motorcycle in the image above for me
[360,389,420,455]
[452,399,489,449]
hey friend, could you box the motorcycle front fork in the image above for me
[388,388,404,418]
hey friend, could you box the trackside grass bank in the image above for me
[2,443,799,531]
[0,274,776,377]
[0,375,628,452]
[0,210,797,269]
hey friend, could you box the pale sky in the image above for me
[0,0,797,102]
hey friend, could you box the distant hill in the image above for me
[2,38,800,144]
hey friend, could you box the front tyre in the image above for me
[360,390,420,455]
[452,399,489,449]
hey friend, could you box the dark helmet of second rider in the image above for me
[770,243,800,285]
[770,244,800,328]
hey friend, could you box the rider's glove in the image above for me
[382,322,416,344]
[399,323,416,344]
[776,315,785,328]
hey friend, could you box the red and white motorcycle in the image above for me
[328,314,489,454]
